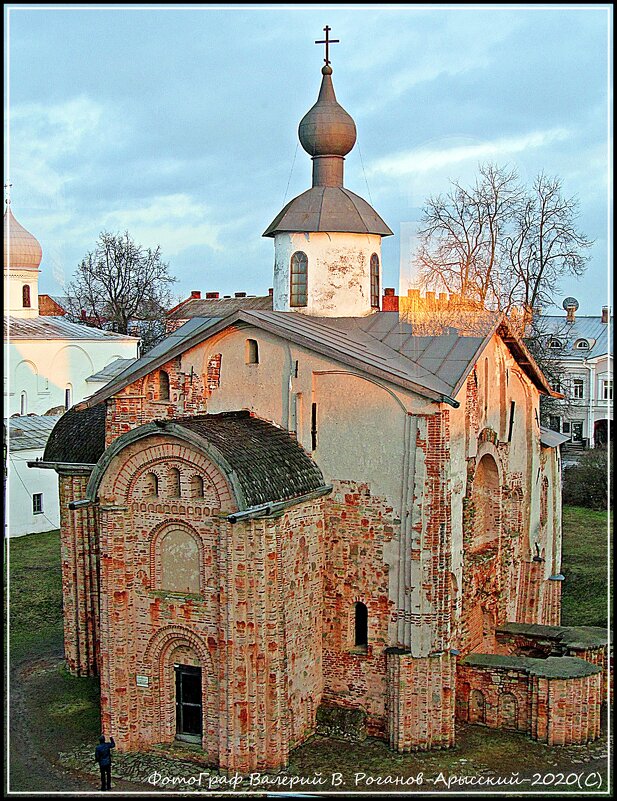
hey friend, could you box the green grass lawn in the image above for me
[7,529,64,664]
[560,505,611,628]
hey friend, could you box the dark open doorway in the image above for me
[175,664,202,743]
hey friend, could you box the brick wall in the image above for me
[321,480,397,736]
[92,432,325,772]
[386,650,455,750]
[59,472,100,676]
[457,662,602,745]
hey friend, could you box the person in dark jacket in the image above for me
[94,734,115,791]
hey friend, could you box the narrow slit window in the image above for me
[370,254,380,308]
[245,339,259,364]
[354,602,368,648]
[507,401,516,442]
[64,385,72,410]
[311,402,317,451]
[159,370,170,400]
[20,391,27,416]
[290,251,308,307]
[22,285,31,308]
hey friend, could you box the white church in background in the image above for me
[4,201,139,536]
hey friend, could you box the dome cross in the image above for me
[315,25,339,67]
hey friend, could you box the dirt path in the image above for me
[8,648,145,794]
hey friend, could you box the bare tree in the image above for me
[66,231,176,351]
[415,163,593,316]
[504,173,592,317]
[415,164,523,309]
[414,164,593,420]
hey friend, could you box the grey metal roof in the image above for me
[167,295,273,321]
[86,358,137,383]
[541,315,612,360]
[263,186,393,238]
[5,315,140,342]
[8,414,63,451]
[539,426,570,448]
[75,308,554,412]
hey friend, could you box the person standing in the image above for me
[94,734,115,791]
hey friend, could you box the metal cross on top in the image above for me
[315,25,339,66]
[4,181,12,205]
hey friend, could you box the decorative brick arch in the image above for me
[142,625,218,761]
[90,428,237,512]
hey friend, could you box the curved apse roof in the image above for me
[44,408,328,510]
[263,186,393,238]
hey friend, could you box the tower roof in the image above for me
[4,205,43,271]
[264,56,392,238]
[263,185,392,237]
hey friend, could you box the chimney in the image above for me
[190,291,201,299]
[205,292,219,299]
[602,306,609,324]
[382,288,399,312]
[234,292,247,298]
[566,304,576,323]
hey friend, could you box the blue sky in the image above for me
[4,4,612,315]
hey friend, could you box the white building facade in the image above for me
[4,204,139,536]
[542,304,612,448]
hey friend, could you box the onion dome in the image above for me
[298,65,357,158]
[4,205,43,270]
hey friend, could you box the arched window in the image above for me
[190,475,204,498]
[245,339,259,364]
[549,338,562,350]
[20,391,27,416]
[169,467,181,497]
[22,285,31,308]
[64,385,72,410]
[290,251,308,307]
[370,254,380,308]
[159,370,170,400]
[575,339,590,350]
[145,472,159,496]
[354,602,368,648]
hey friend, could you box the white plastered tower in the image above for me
[264,62,392,317]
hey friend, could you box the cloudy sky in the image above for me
[5,4,612,315]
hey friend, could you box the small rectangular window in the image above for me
[33,493,43,514]
[572,379,584,399]
[562,421,571,434]
[603,380,613,400]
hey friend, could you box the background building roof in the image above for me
[86,358,137,383]
[167,294,272,321]
[43,404,106,464]
[5,316,140,342]
[8,414,63,451]
[541,314,612,360]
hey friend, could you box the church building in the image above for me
[36,37,607,772]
